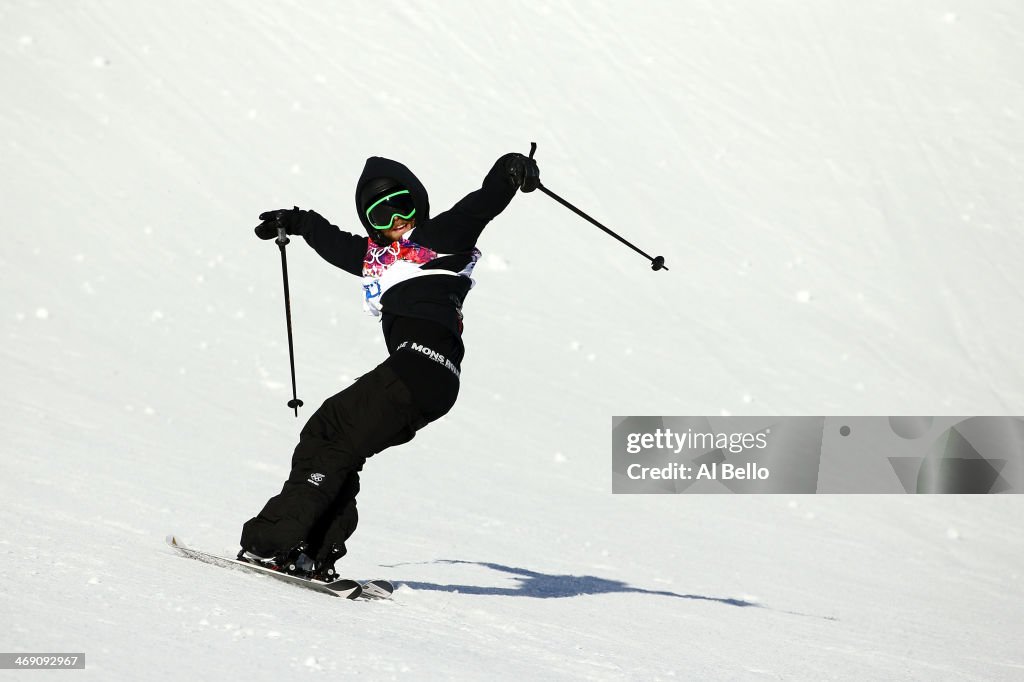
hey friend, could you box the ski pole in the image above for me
[276,226,304,417]
[528,142,667,272]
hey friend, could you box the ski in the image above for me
[166,535,391,600]
[358,579,395,600]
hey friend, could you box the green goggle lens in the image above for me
[365,190,416,230]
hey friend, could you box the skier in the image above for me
[239,150,540,580]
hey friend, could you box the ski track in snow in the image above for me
[2,1,1023,679]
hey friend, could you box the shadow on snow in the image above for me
[387,559,759,608]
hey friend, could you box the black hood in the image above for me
[355,156,430,239]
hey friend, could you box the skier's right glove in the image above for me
[503,153,540,193]
[254,206,303,240]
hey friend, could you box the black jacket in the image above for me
[289,154,519,340]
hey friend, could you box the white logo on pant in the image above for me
[308,472,326,486]
[395,341,461,377]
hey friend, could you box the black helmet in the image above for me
[359,177,403,211]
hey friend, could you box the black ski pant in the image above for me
[240,347,459,565]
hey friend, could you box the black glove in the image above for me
[254,206,302,240]
[504,153,540,193]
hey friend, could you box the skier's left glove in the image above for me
[254,206,303,240]
[503,153,540,193]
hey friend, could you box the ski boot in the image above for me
[309,543,346,583]
[237,542,315,578]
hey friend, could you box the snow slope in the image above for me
[1,0,1022,679]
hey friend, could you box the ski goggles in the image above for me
[365,189,416,230]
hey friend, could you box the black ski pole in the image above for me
[527,142,667,272]
[276,226,304,417]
